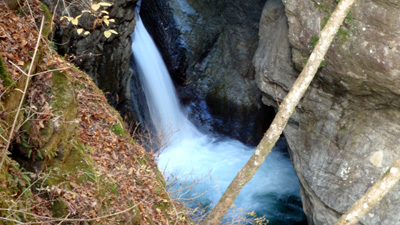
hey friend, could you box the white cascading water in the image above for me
[131,16,306,224]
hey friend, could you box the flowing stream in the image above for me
[131,16,306,224]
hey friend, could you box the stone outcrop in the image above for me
[42,0,146,123]
[140,0,273,144]
[254,0,400,224]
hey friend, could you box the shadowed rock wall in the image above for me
[43,0,150,125]
[140,0,272,145]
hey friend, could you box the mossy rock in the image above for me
[48,141,96,186]
[111,123,126,137]
[40,3,52,38]
[0,158,37,223]
[20,71,78,170]
[0,55,13,88]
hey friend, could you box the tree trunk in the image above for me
[199,0,358,224]
[334,157,400,225]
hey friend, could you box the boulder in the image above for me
[254,0,400,224]
[42,0,143,123]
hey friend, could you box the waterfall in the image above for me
[131,16,306,224]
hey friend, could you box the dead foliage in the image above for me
[0,1,193,224]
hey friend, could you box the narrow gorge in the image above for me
[132,13,306,224]
[2,0,400,224]
[137,0,400,224]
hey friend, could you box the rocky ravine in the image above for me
[255,0,400,224]
[140,0,274,145]
[48,0,400,223]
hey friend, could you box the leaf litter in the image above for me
[0,1,193,224]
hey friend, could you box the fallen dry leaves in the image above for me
[1,1,192,224]
[71,71,190,224]
[0,0,42,92]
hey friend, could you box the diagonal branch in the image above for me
[199,0,358,224]
[334,157,400,225]
[0,16,45,170]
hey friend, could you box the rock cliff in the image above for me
[43,0,149,124]
[254,0,400,224]
[140,0,274,145]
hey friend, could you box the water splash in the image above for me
[131,16,306,224]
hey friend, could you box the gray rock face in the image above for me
[141,0,272,144]
[255,0,400,224]
[43,0,144,122]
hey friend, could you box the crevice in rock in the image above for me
[9,141,40,173]
[140,0,188,85]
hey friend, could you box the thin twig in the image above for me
[0,216,24,224]
[274,84,280,107]
[24,0,37,30]
[9,61,28,76]
[9,57,72,77]
[0,134,7,142]
[0,16,45,172]
[51,0,61,35]
[56,212,71,225]
[0,64,25,99]
[32,67,72,76]
[5,172,48,218]
[0,197,145,224]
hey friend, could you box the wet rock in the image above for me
[141,0,270,144]
[254,0,400,224]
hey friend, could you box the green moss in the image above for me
[321,14,331,30]
[51,198,69,218]
[0,159,37,223]
[111,123,126,137]
[0,56,13,87]
[311,36,319,47]
[313,1,330,12]
[47,141,96,186]
[318,10,352,46]
[155,202,169,212]
[155,187,162,195]
[337,27,350,43]
[65,141,96,183]
[40,3,52,22]
[40,3,52,38]
[109,182,120,195]
[339,126,347,133]
[128,203,141,224]
[29,70,78,163]
[137,157,145,165]
[52,71,76,112]
[345,13,354,26]
[107,106,128,138]
[319,60,326,68]
[206,83,230,116]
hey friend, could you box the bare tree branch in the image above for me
[335,157,400,225]
[200,0,358,224]
[0,17,45,170]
